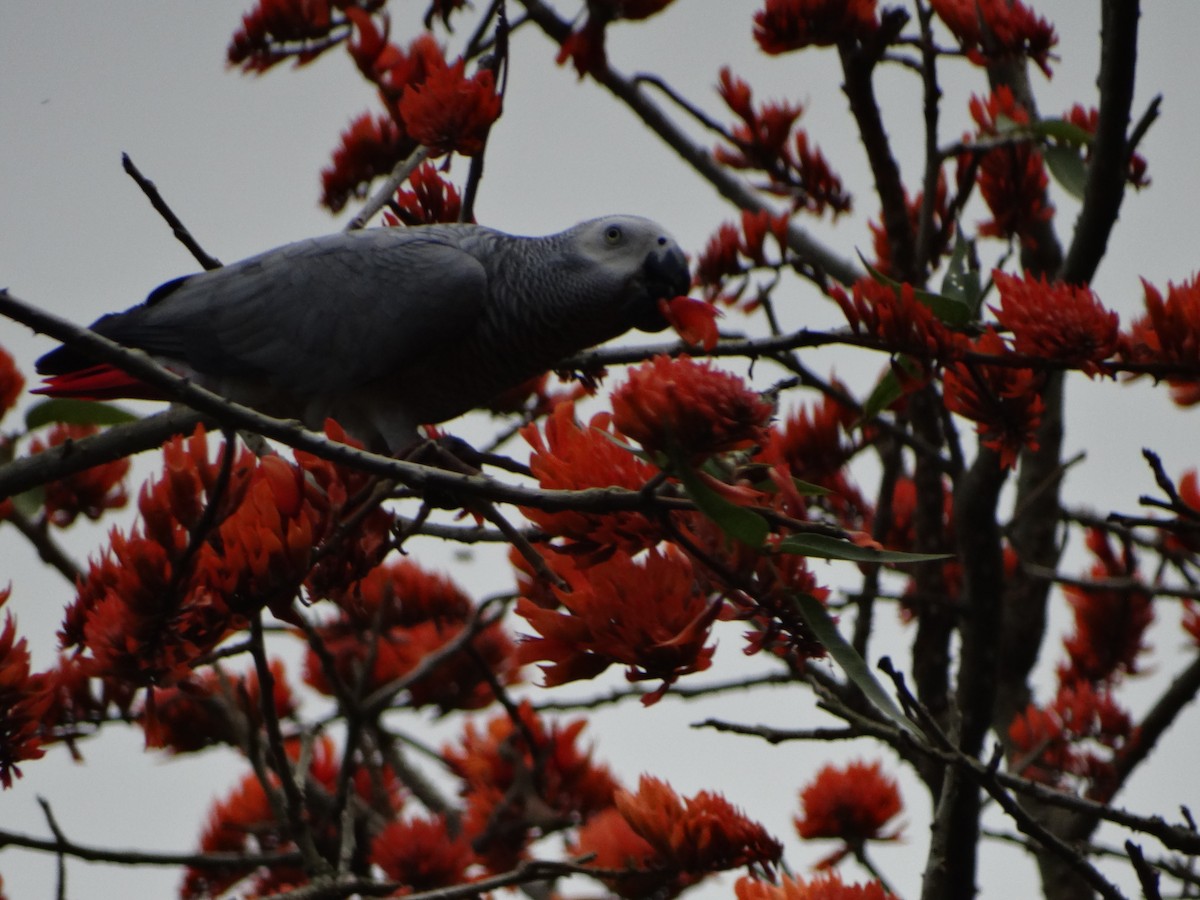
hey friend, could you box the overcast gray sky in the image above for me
[3,2,1200,897]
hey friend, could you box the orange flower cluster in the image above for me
[61,424,385,689]
[753,0,878,54]
[930,0,1058,76]
[521,404,663,563]
[312,16,496,210]
[1122,275,1200,406]
[515,548,721,703]
[1008,680,1136,799]
[321,112,410,212]
[943,329,1045,468]
[962,87,1053,249]
[28,423,131,528]
[613,775,783,877]
[384,160,463,226]
[556,0,677,77]
[227,0,381,72]
[443,703,618,871]
[695,209,790,307]
[397,57,501,156]
[737,873,897,900]
[570,807,668,898]
[1059,530,1153,685]
[612,355,773,462]
[715,69,851,217]
[795,760,902,867]
[370,813,476,891]
[142,659,297,755]
[833,277,965,366]
[304,558,517,713]
[992,271,1120,376]
[0,590,51,788]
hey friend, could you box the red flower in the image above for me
[142,659,297,755]
[943,328,1045,468]
[521,404,663,563]
[737,873,897,900]
[0,345,23,421]
[753,0,878,54]
[227,0,361,72]
[795,760,903,857]
[385,161,463,225]
[715,70,850,218]
[305,558,517,712]
[611,355,773,462]
[321,112,411,212]
[444,702,618,871]
[1058,529,1153,685]
[28,423,131,528]
[0,589,51,788]
[991,271,1119,376]
[570,807,671,898]
[515,547,720,702]
[1122,275,1200,406]
[397,56,501,156]
[661,296,721,350]
[868,173,952,278]
[833,277,965,364]
[615,775,783,875]
[962,87,1053,248]
[1009,681,1135,799]
[930,0,1057,76]
[370,814,475,890]
[695,210,790,307]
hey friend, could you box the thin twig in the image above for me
[121,153,222,270]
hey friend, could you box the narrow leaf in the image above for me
[776,532,950,564]
[1044,144,1088,200]
[26,398,139,430]
[790,592,916,734]
[11,487,45,520]
[940,232,983,316]
[1031,117,1094,147]
[861,367,906,422]
[677,464,769,548]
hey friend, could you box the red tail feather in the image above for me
[34,365,167,401]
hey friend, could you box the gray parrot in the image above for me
[35,215,690,453]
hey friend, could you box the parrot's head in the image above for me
[570,215,691,334]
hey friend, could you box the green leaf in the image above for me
[1031,117,1094,147]
[776,532,951,564]
[677,463,769,548]
[25,398,139,430]
[1044,143,1088,200]
[789,592,916,734]
[10,486,44,520]
[858,253,973,326]
[940,232,983,317]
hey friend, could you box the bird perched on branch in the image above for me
[35,215,691,453]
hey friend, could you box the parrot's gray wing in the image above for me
[67,230,488,396]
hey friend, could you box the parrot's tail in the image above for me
[34,364,166,401]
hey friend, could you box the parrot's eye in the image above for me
[604,225,623,245]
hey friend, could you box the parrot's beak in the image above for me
[631,242,691,333]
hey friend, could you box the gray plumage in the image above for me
[37,215,691,452]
